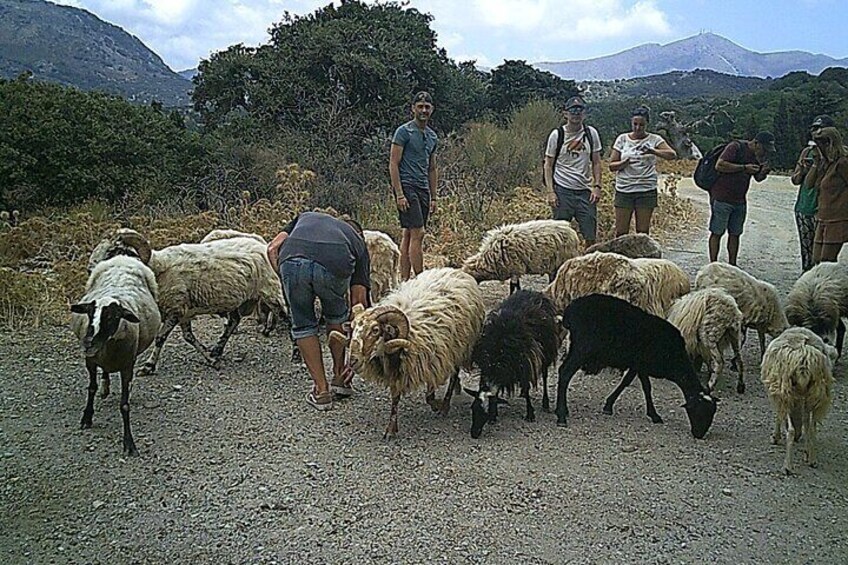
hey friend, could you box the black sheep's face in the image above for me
[684,392,717,439]
[464,388,498,439]
[70,299,140,357]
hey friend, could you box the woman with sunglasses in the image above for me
[809,126,848,263]
[608,106,677,237]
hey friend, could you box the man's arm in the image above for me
[544,155,558,207]
[389,143,408,212]
[266,231,288,271]
[350,284,368,310]
[428,151,438,213]
[590,151,602,204]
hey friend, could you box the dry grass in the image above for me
[0,164,698,330]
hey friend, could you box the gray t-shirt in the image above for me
[278,212,371,288]
[545,125,602,191]
[392,120,438,190]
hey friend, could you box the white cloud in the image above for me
[51,0,673,71]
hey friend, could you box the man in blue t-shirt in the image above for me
[389,91,438,280]
[267,212,371,411]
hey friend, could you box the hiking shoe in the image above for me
[306,389,333,411]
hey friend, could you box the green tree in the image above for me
[487,60,579,118]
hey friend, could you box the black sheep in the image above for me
[556,294,717,438]
[465,290,560,438]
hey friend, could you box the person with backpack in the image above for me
[791,115,834,271]
[608,106,677,237]
[543,95,603,248]
[707,131,775,265]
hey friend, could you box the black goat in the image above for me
[465,290,560,438]
[556,294,717,438]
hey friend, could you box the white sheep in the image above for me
[91,229,286,374]
[544,252,687,317]
[70,255,161,455]
[199,229,288,336]
[667,287,744,393]
[331,267,485,438]
[364,230,400,302]
[695,262,788,358]
[462,219,580,294]
[761,327,836,474]
[785,261,848,356]
[585,233,663,259]
[631,257,691,316]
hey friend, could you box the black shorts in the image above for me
[398,185,430,229]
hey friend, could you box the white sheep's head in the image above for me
[330,304,412,372]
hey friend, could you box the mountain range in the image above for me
[536,33,848,81]
[0,0,191,106]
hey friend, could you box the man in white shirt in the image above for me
[543,95,603,247]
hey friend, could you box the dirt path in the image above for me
[2,178,847,564]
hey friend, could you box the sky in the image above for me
[52,0,848,72]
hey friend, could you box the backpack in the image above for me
[542,124,595,184]
[693,140,742,191]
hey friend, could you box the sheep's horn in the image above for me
[372,305,410,339]
[384,338,412,355]
[115,228,152,265]
[351,303,366,319]
[329,330,349,345]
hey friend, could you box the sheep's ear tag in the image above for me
[352,304,365,318]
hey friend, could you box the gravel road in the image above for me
[2,177,847,564]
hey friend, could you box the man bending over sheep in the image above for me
[267,212,371,411]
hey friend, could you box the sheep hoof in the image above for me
[80,417,93,430]
[602,405,613,416]
[649,414,664,424]
[736,382,746,394]
[426,398,441,413]
[525,414,535,423]
[783,467,793,476]
[541,401,550,413]
[123,439,139,457]
[137,363,155,377]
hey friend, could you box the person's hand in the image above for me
[429,199,437,215]
[547,192,559,208]
[339,363,355,385]
[638,145,654,155]
[396,194,409,212]
[744,164,760,174]
[590,186,601,204]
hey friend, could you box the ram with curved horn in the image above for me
[89,228,287,373]
[331,268,485,439]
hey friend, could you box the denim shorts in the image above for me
[709,200,747,236]
[280,257,350,340]
[552,187,597,241]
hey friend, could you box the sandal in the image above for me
[306,388,333,411]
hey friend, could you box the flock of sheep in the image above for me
[71,219,842,474]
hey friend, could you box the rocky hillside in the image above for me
[0,0,191,106]
[583,69,770,100]
[537,33,848,81]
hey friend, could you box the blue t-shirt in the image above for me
[392,120,437,190]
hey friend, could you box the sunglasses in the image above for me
[566,107,585,115]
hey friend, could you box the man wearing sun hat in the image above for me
[390,90,438,280]
[709,131,776,265]
[543,95,603,248]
